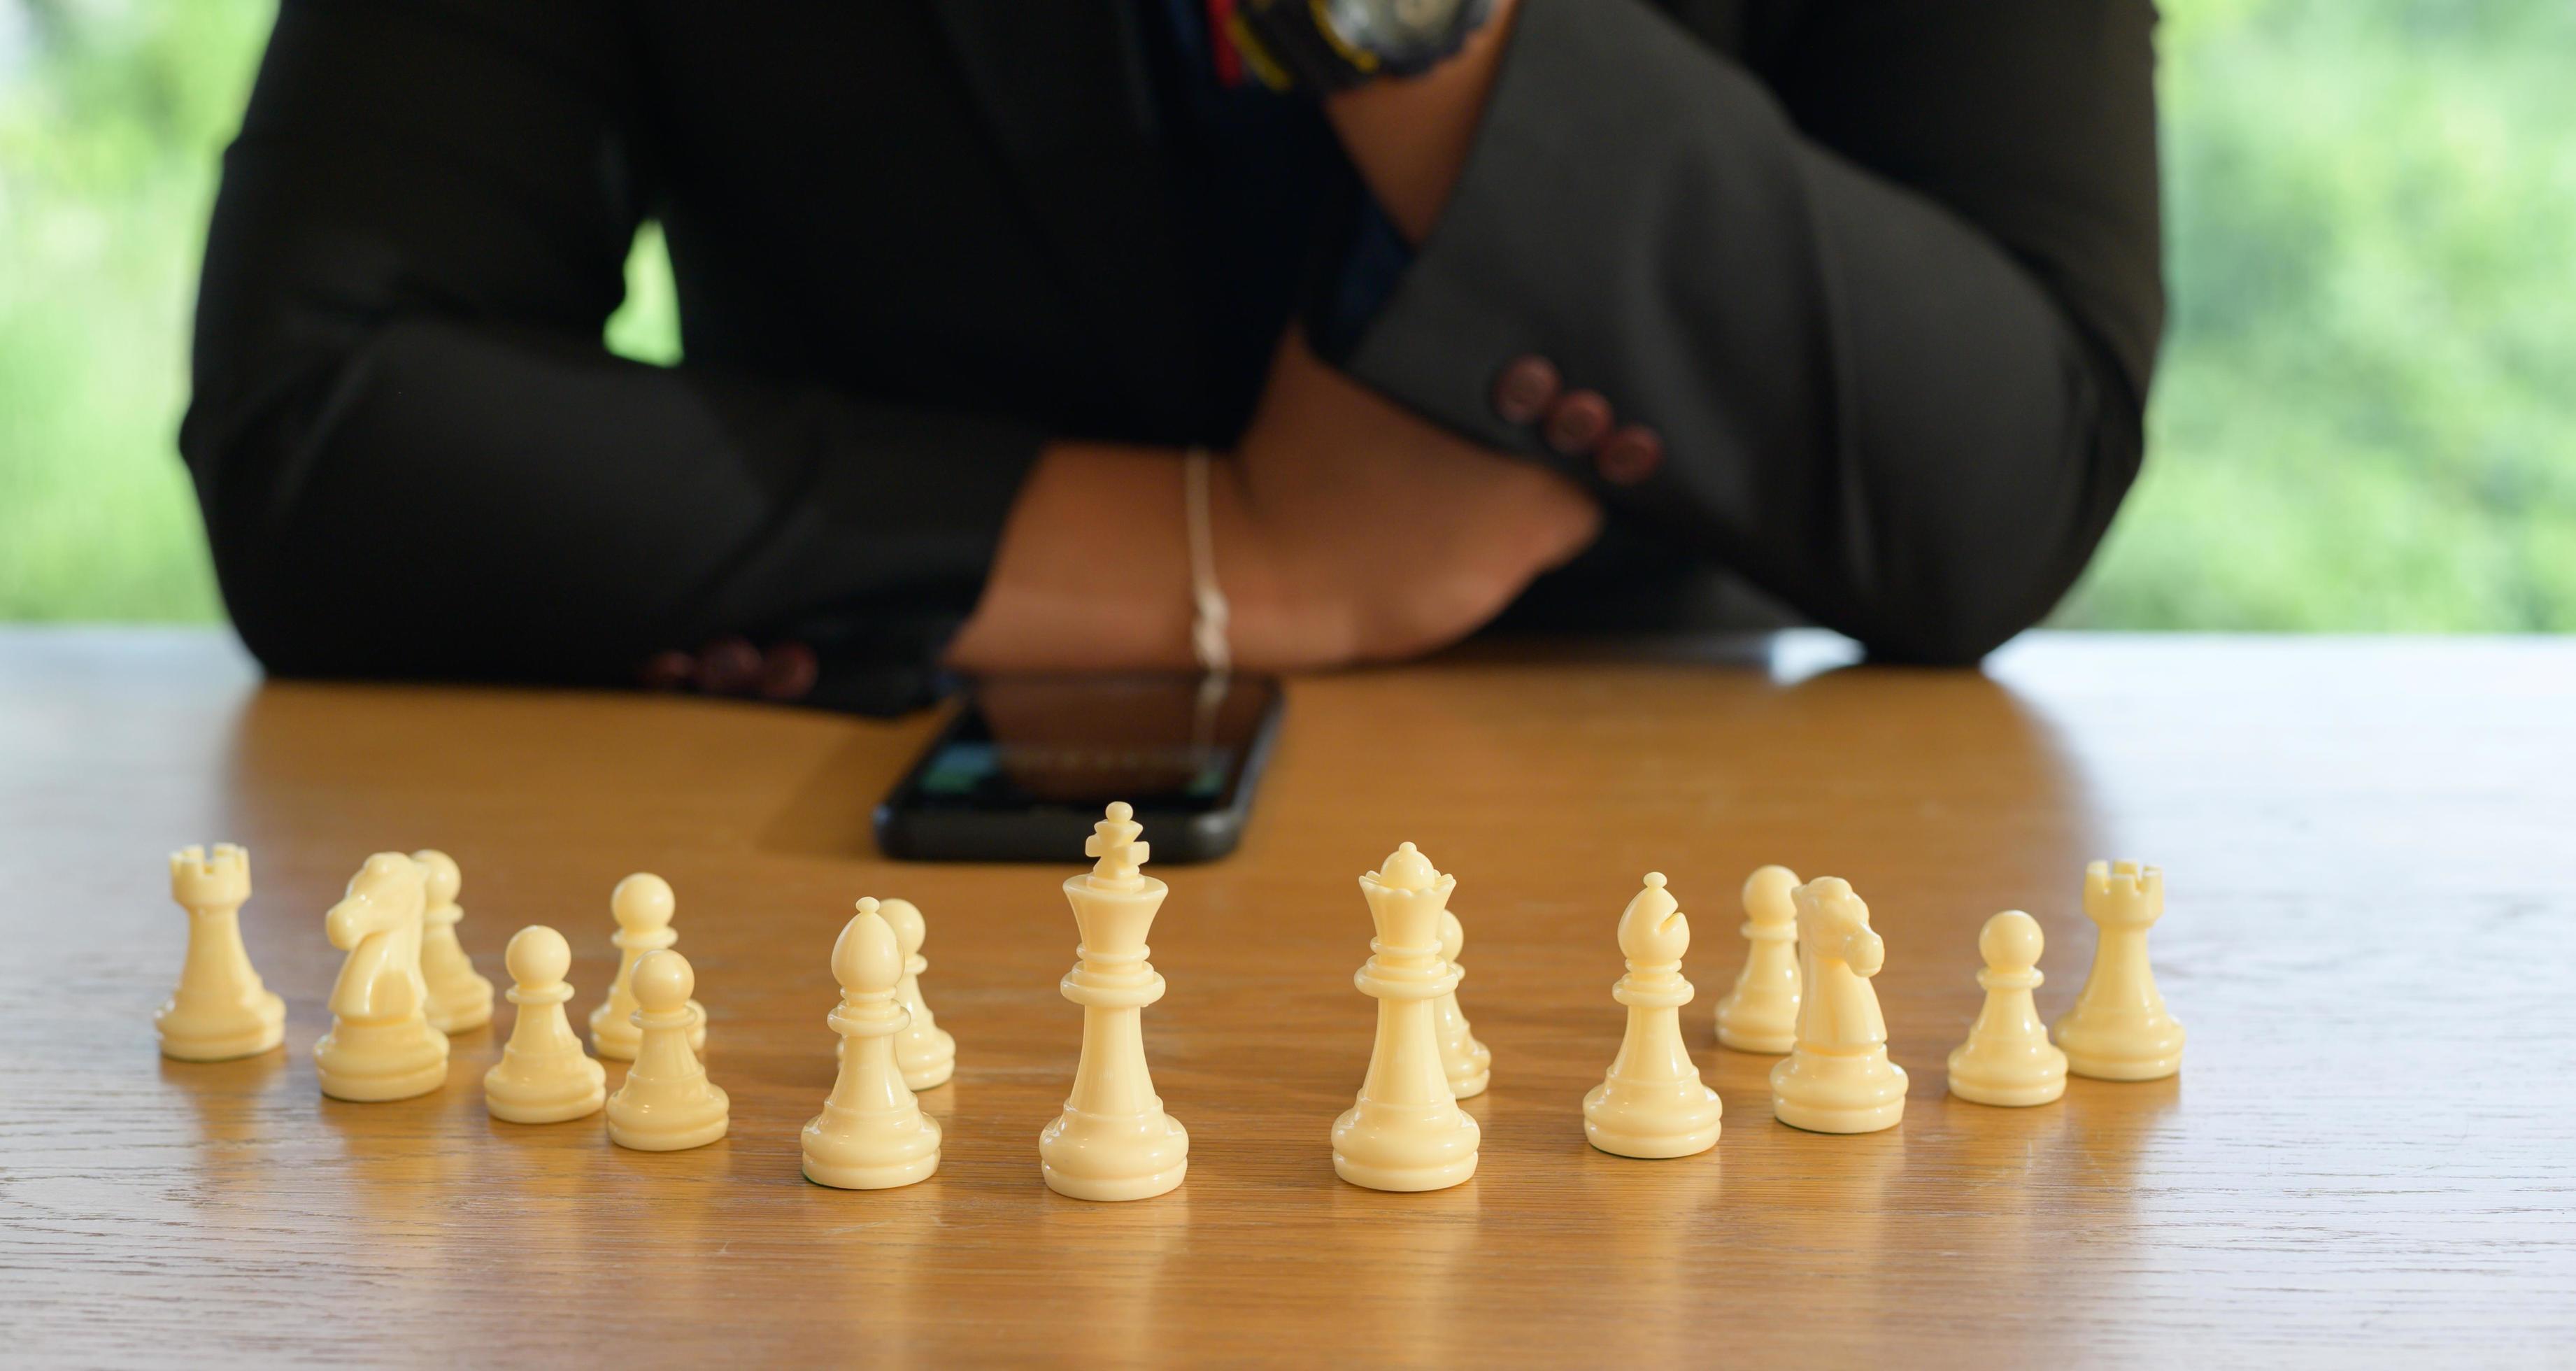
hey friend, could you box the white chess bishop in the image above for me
[1584,873,1723,1158]
[1333,842,1480,1192]
[157,844,286,1062]
[313,852,451,1102]
[1038,804,1188,1202]
[803,899,941,1190]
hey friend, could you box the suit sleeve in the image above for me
[1323,0,2164,662]
[183,0,1041,702]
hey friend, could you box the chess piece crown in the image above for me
[834,898,910,1032]
[1355,841,1461,1002]
[1064,802,1166,1007]
[1614,872,1693,1007]
[170,843,250,909]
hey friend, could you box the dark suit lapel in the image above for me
[927,0,1200,424]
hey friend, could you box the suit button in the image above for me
[639,650,696,691]
[758,641,819,701]
[695,636,762,695]
[1491,355,1561,425]
[1543,390,1614,456]
[1595,425,1665,485]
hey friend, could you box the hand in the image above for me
[1218,329,1601,665]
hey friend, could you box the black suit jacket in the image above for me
[184,0,2163,711]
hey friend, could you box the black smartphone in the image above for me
[874,674,1284,864]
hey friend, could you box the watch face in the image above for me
[1325,0,1470,62]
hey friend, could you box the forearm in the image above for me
[1319,0,1520,244]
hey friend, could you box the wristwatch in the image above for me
[1229,0,1499,92]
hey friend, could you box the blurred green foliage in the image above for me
[0,0,2568,628]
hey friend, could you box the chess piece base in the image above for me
[426,989,493,1036]
[806,1150,941,1191]
[899,1028,956,1091]
[1039,1110,1190,1202]
[485,1062,609,1124]
[606,1084,731,1152]
[591,1000,704,1063]
[1331,1104,1480,1192]
[1716,1024,1795,1055]
[156,991,286,1062]
[315,1026,450,1102]
[1770,1051,1908,1135]
[1583,1081,1723,1159]
[2056,1016,2185,1081]
[1446,1064,1490,1099]
[1945,1069,2068,1108]
[803,1116,941,1191]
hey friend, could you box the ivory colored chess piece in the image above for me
[1584,873,1723,1158]
[881,897,956,1091]
[414,849,493,1035]
[1714,865,1801,1053]
[1769,876,1907,1133]
[156,844,287,1061]
[313,852,451,1102]
[483,925,607,1123]
[1333,842,1481,1192]
[803,899,942,1190]
[1039,804,1189,1201]
[1946,911,2068,1107]
[1433,909,1492,1098]
[604,949,730,1151]
[2053,860,2186,1081]
[591,873,704,1061]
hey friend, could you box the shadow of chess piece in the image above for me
[158,843,286,1061]
[314,852,450,1102]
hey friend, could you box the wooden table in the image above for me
[4,630,2572,1365]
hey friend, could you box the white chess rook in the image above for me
[1333,842,1481,1192]
[314,852,451,1102]
[804,899,941,1190]
[157,843,286,1062]
[2053,861,2185,1081]
[1769,876,1907,1134]
[1039,803,1188,1202]
[483,925,607,1123]
[1585,873,1723,1158]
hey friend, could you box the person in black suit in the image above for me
[183,0,2162,712]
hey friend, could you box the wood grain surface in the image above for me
[2,630,2571,1366]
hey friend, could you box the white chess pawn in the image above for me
[1947,911,2068,1107]
[1714,865,1800,1053]
[1333,842,1481,1193]
[1433,909,1491,1098]
[1769,876,1907,1134]
[414,849,494,1035]
[1039,803,1188,1201]
[483,925,608,1123]
[156,844,286,1061]
[314,852,451,1102]
[803,899,941,1190]
[1585,873,1723,1158]
[879,897,956,1091]
[591,873,704,1062]
[2053,861,2185,1081]
[604,949,730,1151]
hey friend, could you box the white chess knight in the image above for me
[157,843,287,1062]
[1714,865,1801,1054]
[313,852,451,1102]
[1333,841,1481,1192]
[1584,873,1723,1158]
[1768,876,1907,1134]
[414,848,494,1035]
[2053,861,2185,1081]
[483,925,607,1124]
[591,872,704,1061]
[1038,803,1188,1201]
[804,899,941,1190]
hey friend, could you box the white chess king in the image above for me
[414,848,494,1035]
[1584,873,1723,1158]
[1946,911,2068,1107]
[804,899,941,1190]
[1768,876,1907,1134]
[2052,861,2185,1081]
[157,843,286,1062]
[591,872,704,1062]
[1714,864,1801,1054]
[1038,803,1188,1201]
[1333,841,1481,1192]
[313,852,451,1102]
[483,925,607,1124]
